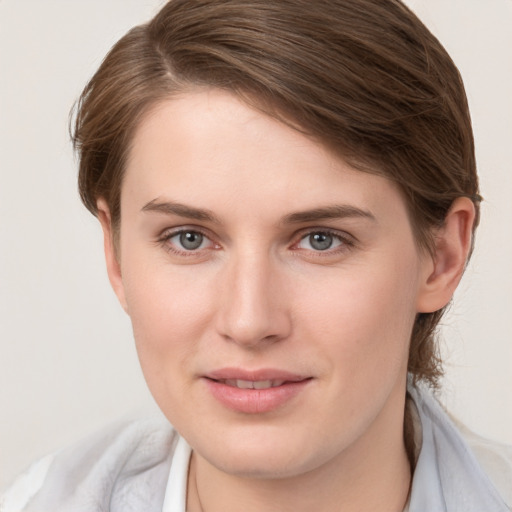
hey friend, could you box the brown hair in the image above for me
[72,0,480,388]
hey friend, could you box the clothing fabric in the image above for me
[1,384,511,512]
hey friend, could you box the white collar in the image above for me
[162,435,192,512]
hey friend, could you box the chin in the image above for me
[209,452,311,480]
[195,427,327,480]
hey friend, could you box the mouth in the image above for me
[212,378,288,389]
[203,369,313,413]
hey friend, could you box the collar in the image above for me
[407,383,509,511]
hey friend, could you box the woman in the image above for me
[2,0,510,511]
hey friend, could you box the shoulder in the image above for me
[408,383,512,511]
[455,417,512,508]
[0,417,178,512]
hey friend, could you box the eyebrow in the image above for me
[281,205,376,224]
[141,199,376,225]
[141,199,220,223]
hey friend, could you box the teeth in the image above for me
[222,379,285,389]
[252,380,274,389]
[237,379,257,389]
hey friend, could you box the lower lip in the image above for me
[204,379,312,414]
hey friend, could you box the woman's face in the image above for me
[106,89,434,478]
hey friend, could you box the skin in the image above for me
[98,89,475,512]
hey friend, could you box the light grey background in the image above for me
[1,0,511,490]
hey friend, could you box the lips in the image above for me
[203,368,312,414]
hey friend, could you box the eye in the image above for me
[296,231,346,252]
[174,230,207,250]
[158,228,217,255]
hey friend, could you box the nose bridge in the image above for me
[217,246,289,346]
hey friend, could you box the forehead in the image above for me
[123,89,409,227]
[128,89,338,180]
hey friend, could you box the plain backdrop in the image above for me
[1,0,511,490]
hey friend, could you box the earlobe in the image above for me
[417,197,476,313]
[97,199,129,313]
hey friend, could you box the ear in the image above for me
[417,197,476,313]
[97,198,129,313]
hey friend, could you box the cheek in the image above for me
[295,257,420,374]
[121,262,215,381]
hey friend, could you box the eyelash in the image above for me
[156,227,355,258]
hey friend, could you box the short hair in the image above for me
[71,0,481,388]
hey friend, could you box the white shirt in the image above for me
[161,435,191,512]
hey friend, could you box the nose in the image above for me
[215,250,292,348]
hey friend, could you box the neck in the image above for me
[186,391,411,512]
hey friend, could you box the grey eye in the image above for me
[308,232,333,251]
[179,231,204,250]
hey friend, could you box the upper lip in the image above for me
[204,368,310,383]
